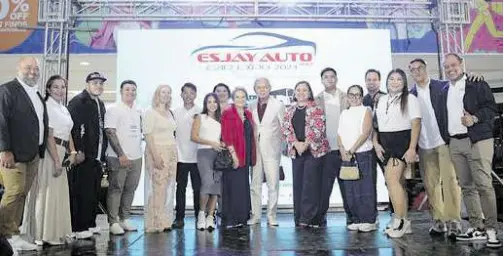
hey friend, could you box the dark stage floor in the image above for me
[18,211,503,256]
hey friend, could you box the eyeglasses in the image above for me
[348,93,362,99]
[409,66,425,73]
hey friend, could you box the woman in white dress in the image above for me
[144,85,178,232]
[21,75,90,245]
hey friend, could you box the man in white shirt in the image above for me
[247,78,285,226]
[0,57,48,252]
[314,67,348,227]
[173,83,202,229]
[443,53,500,248]
[104,80,143,235]
[408,58,462,238]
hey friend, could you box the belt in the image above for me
[450,134,469,140]
[54,137,69,149]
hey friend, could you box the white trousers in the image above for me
[250,145,280,222]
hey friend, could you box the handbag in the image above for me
[339,156,360,180]
[214,149,234,171]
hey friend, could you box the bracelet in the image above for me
[70,151,77,155]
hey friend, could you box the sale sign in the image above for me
[0,0,38,51]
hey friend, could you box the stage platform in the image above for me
[19,211,503,256]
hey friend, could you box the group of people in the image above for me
[0,52,500,255]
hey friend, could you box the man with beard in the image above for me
[0,57,48,252]
[68,72,108,236]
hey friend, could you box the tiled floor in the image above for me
[18,211,503,256]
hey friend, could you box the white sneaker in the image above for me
[109,223,125,235]
[268,218,279,227]
[197,211,206,231]
[247,218,260,225]
[8,235,38,251]
[456,227,487,241]
[120,219,138,231]
[88,227,101,234]
[384,216,401,234]
[73,230,93,239]
[206,214,215,230]
[347,223,361,231]
[387,219,412,238]
[358,223,378,232]
[486,229,502,248]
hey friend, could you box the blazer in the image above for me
[250,97,285,162]
[281,101,329,158]
[68,89,108,161]
[0,78,48,162]
[221,104,256,168]
[410,79,450,145]
[442,76,496,143]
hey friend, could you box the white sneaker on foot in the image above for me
[73,230,93,239]
[120,219,138,231]
[486,229,502,248]
[206,214,215,230]
[387,219,412,238]
[8,235,38,251]
[456,227,487,241]
[384,216,401,234]
[109,223,125,235]
[88,227,101,234]
[197,211,206,230]
[247,218,260,225]
[358,222,378,232]
[347,223,361,231]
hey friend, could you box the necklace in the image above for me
[296,105,307,110]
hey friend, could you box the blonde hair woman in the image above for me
[144,85,178,232]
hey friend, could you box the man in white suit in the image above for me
[247,78,286,226]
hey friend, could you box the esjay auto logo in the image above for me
[191,32,316,71]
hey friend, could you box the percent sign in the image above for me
[9,0,29,20]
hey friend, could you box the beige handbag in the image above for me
[339,156,360,180]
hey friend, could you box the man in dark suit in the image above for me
[443,53,500,248]
[68,72,108,236]
[0,57,48,252]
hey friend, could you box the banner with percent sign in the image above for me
[0,0,37,51]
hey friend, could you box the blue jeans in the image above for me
[341,150,378,223]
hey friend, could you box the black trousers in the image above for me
[68,159,103,232]
[317,150,342,225]
[221,166,251,226]
[292,153,323,225]
[175,162,201,221]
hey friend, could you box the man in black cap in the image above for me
[67,72,108,236]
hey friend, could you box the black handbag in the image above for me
[214,149,233,171]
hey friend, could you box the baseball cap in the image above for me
[85,72,107,83]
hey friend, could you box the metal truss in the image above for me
[436,0,472,75]
[71,0,438,23]
[38,0,72,94]
[37,0,472,86]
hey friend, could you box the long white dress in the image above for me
[21,97,74,245]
